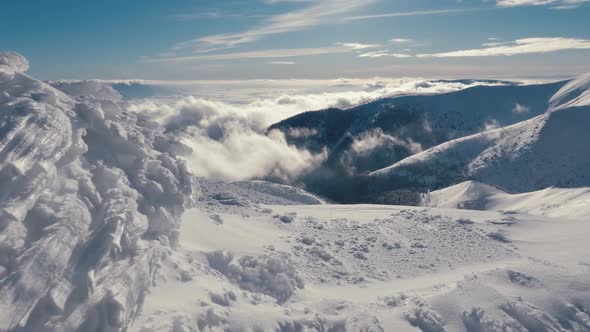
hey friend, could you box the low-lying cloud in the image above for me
[127,78,508,181]
[129,96,325,181]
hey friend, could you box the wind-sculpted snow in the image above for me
[0,52,29,73]
[0,52,193,331]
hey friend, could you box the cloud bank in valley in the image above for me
[128,96,327,182]
[126,78,510,182]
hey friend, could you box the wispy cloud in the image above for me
[176,0,376,51]
[146,47,350,63]
[267,61,296,65]
[417,37,590,57]
[390,38,413,43]
[359,50,412,58]
[172,11,256,21]
[495,0,590,9]
[150,41,387,63]
[335,42,380,50]
[343,7,489,21]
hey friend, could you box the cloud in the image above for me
[176,0,376,50]
[351,129,422,155]
[148,42,391,64]
[127,79,505,181]
[182,127,327,182]
[390,38,413,43]
[483,119,501,131]
[128,96,327,181]
[513,103,530,113]
[343,8,488,21]
[359,51,412,58]
[335,42,380,50]
[146,47,349,63]
[286,127,319,139]
[495,0,590,9]
[172,11,253,21]
[339,128,423,174]
[267,61,296,65]
[417,37,590,57]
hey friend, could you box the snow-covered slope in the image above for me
[0,52,194,331]
[133,190,590,331]
[371,73,590,193]
[424,181,590,219]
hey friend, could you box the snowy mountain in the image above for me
[370,73,590,193]
[2,52,590,331]
[269,79,567,202]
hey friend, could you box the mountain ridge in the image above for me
[371,73,590,193]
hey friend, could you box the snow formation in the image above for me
[0,52,194,331]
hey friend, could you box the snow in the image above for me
[425,181,590,219]
[549,72,590,111]
[0,51,29,73]
[1,52,589,331]
[51,80,123,101]
[0,52,193,331]
[131,70,590,330]
[133,194,590,331]
[370,74,590,193]
[269,78,567,202]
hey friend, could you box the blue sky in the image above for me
[2,0,590,80]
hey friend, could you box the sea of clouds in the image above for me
[60,78,512,182]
